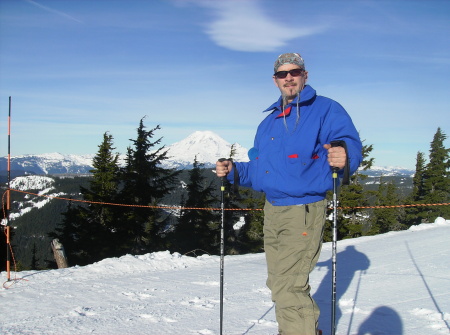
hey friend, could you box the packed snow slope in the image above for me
[1,219,449,335]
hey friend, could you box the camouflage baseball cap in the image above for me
[274,53,305,73]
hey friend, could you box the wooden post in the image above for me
[51,239,68,269]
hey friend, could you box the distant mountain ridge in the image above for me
[0,131,414,177]
[0,152,96,176]
[0,131,249,175]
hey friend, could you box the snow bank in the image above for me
[66,251,218,280]
[408,216,450,232]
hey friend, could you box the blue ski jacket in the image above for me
[229,85,362,206]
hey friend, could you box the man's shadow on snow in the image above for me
[314,245,403,334]
[311,247,360,332]
[357,306,403,335]
[314,246,370,330]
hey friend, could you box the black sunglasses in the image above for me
[274,68,304,79]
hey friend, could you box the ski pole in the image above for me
[218,158,227,335]
[329,140,349,335]
[331,164,338,335]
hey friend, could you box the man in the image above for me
[216,53,362,335]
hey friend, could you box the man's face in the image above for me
[272,64,308,103]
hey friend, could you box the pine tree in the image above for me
[49,200,87,266]
[51,133,121,265]
[422,128,450,221]
[171,157,218,254]
[220,144,246,255]
[371,177,405,234]
[30,243,39,270]
[118,118,180,254]
[412,151,427,202]
[234,188,265,253]
[405,151,427,226]
[81,132,120,226]
[325,140,376,241]
[79,132,122,261]
[82,132,121,247]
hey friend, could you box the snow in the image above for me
[1,218,449,335]
[10,176,55,191]
[1,176,63,225]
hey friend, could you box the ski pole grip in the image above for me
[330,140,344,149]
[330,141,342,173]
[330,140,350,185]
[217,158,241,198]
[218,158,227,181]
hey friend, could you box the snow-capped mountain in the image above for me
[0,131,413,175]
[163,130,249,169]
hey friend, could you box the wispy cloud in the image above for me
[189,0,328,52]
[25,0,83,24]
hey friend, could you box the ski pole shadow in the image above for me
[313,245,370,333]
[405,241,450,332]
[242,303,275,335]
[357,306,403,335]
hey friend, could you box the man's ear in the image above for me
[272,76,279,87]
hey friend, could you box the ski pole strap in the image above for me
[330,140,350,185]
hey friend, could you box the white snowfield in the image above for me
[1,219,449,335]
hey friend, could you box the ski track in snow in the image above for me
[1,222,450,334]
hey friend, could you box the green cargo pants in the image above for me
[264,199,327,335]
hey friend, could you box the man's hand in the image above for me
[323,144,346,170]
[216,159,232,177]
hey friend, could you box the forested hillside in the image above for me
[1,124,448,272]
[2,170,412,270]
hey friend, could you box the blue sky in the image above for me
[0,0,449,169]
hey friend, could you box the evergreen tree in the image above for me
[51,133,121,265]
[412,151,427,202]
[371,177,405,234]
[229,143,237,159]
[405,151,428,226]
[30,243,39,270]
[171,157,218,254]
[81,132,120,227]
[81,132,121,253]
[422,127,450,221]
[220,144,246,255]
[234,188,265,253]
[49,200,88,266]
[77,132,122,262]
[118,118,180,254]
[325,140,376,241]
